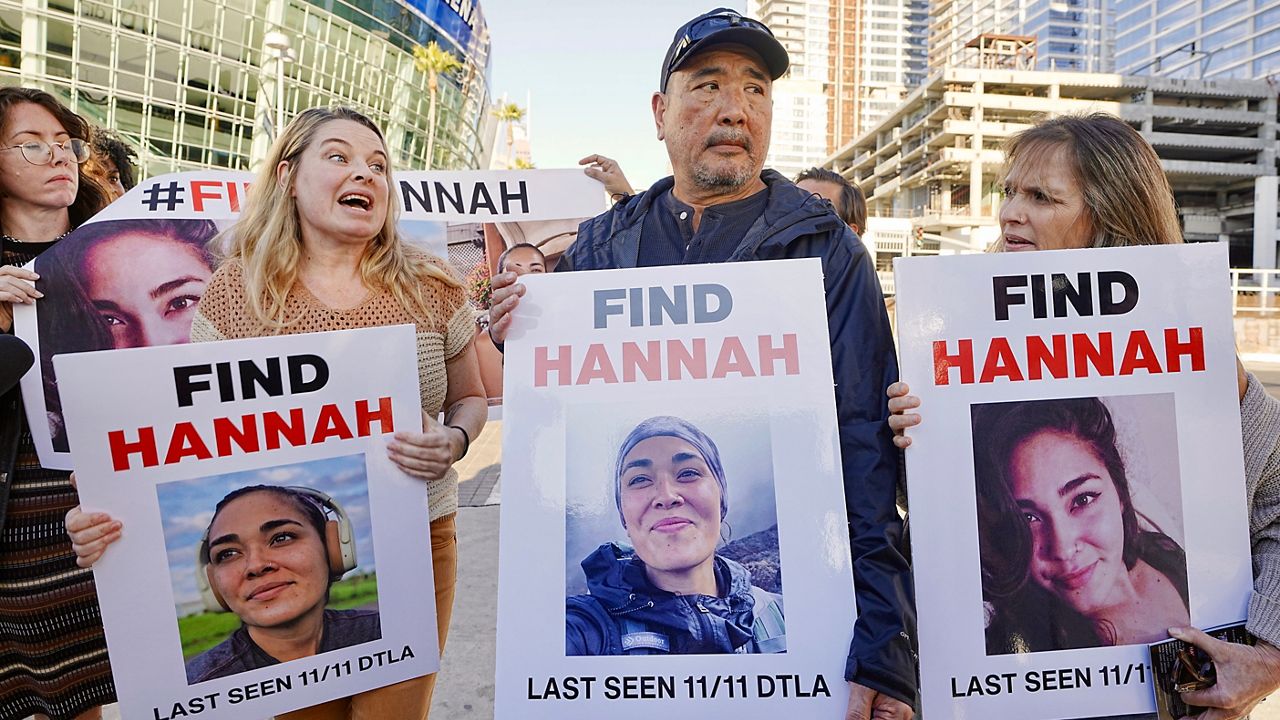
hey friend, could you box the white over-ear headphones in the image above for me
[194,486,357,613]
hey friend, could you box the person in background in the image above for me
[0,85,113,720]
[84,128,136,201]
[796,167,866,235]
[492,9,916,719]
[579,154,635,202]
[496,242,546,277]
[887,113,1280,720]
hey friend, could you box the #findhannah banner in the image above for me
[14,168,605,469]
[56,325,439,720]
[495,258,857,718]
[894,243,1250,719]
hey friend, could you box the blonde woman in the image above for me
[67,106,486,719]
[889,113,1280,720]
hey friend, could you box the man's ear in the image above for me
[651,92,667,142]
[276,160,292,195]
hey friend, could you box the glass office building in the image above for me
[0,0,492,176]
[1114,0,1280,80]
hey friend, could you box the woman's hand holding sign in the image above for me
[386,411,465,481]
[845,681,913,720]
[0,264,41,331]
[66,507,122,569]
[487,271,525,346]
[1170,626,1280,720]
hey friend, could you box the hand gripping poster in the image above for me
[14,168,604,469]
[495,258,856,718]
[894,243,1251,719]
[55,325,437,720]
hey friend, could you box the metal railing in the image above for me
[1232,269,1280,314]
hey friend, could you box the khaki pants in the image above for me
[278,513,459,720]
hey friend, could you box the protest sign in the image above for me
[495,259,855,718]
[56,325,436,720]
[894,243,1251,719]
[14,168,604,469]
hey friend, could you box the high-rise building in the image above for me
[754,0,832,178]
[1114,0,1280,80]
[0,0,493,176]
[754,0,926,178]
[929,0,1111,72]
[824,69,1279,270]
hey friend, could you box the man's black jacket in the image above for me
[559,169,918,705]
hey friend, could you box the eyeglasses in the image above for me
[2,138,91,166]
[1167,645,1216,694]
[667,11,775,76]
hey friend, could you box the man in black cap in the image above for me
[490,9,915,718]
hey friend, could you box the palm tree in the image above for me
[492,101,526,169]
[413,41,463,168]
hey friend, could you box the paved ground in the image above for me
[93,363,1280,720]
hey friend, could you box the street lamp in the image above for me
[263,31,294,137]
[249,29,296,170]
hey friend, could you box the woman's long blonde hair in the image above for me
[228,106,459,328]
[996,113,1182,250]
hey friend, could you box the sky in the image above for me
[478,0,748,190]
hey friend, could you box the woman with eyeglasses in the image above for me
[0,86,113,720]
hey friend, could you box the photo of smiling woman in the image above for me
[35,217,217,451]
[183,483,379,683]
[971,395,1190,655]
[566,415,785,656]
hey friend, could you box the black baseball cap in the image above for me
[660,8,789,92]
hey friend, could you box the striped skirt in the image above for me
[0,421,114,720]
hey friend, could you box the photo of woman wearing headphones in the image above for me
[155,454,380,684]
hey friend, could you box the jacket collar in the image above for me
[581,542,756,651]
[619,169,846,252]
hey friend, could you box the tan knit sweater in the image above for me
[189,259,475,522]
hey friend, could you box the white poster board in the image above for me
[14,168,606,469]
[495,258,857,718]
[894,243,1251,719]
[57,325,439,720]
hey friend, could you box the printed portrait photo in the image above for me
[155,454,381,684]
[564,407,786,656]
[970,393,1189,655]
[34,217,222,452]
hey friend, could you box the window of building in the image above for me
[1155,22,1197,50]
[1254,25,1280,51]
[1116,6,1151,31]
[1253,48,1280,75]
[1155,2,1196,30]
[1203,0,1248,30]
[1257,2,1280,28]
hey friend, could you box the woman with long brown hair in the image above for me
[889,113,1280,720]
[0,86,112,720]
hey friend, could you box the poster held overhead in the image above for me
[496,258,856,718]
[894,243,1251,719]
[14,169,605,469]
[56,325,438,720]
